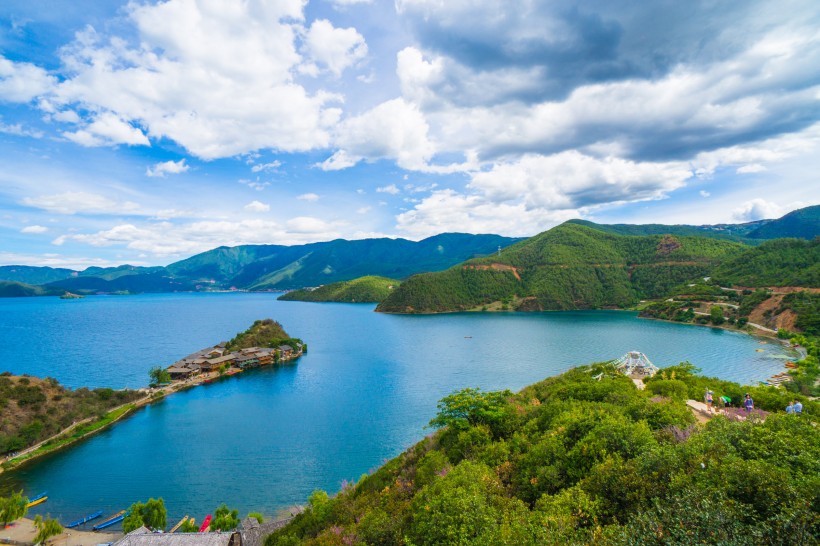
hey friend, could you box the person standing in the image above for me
[744,393,754,412]
[794,399,803,414]
[786,401,795,414]
[705,389,714,413]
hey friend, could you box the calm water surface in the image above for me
[0,293,791,524]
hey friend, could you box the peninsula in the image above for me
[1,319,305,472]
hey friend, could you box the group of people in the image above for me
[704,390,756,413]
[786,399,804,414]
[704,388,804,415]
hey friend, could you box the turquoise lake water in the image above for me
[0,293,791,526]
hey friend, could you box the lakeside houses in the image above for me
[164,341,304,380]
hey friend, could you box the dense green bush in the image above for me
[266,364,820,545]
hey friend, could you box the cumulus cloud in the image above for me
[736,164,767,174]
[0,121,43,138]
[301,19,368,76]
[22,192,140,215]
[244,200,270,212]
[146,159,189,177]
[21,225,49,233]
[732,199,784,222]
[376,184,400,195]
[297,193,320,201]
[320,99,435,170]
[0,56,55,102]
[12,0,373,159]
[396,151,693,236]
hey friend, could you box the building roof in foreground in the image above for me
[114,528,237,546]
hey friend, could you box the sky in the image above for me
[1,0,819,269]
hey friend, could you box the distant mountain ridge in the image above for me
[1,205,816,298]
[0,233,523,296]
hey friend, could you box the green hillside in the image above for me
[224,319,303,353]
[747,204,820,239]
[0,281,63,297]
[568,219,759,243]
[712,238,820,287]
[377,223,746,313]
[278,276,400,303]
[265,364,819,546]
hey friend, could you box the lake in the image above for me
[0,293,791,525]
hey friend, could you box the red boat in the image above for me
[198,515,212,532]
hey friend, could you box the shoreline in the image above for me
[1,353,303,476]
[1,517,120,546]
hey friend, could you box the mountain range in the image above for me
[0,233,521,296]
[1,205,817,299]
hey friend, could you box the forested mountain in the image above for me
[377,223,746,313]
[0,265,76,285]
[712,238,820,287]
[278,276,400,303]
[172,233,522,290]
[746,204,820,239]
[0,281,63,297]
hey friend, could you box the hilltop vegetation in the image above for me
[278,276,400,303]
[266,364,819,545]
[224,319,304,352]
[746,204,820,239]
[712,238,820,287]
[0,374,142,455]
[378,223,746,313]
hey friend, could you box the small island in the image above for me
[278,276,400,303]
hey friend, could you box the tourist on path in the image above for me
[744,393,754,412]
[705,389,714,413]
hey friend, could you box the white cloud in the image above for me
[700,190,711,197]
[0,121,43,138]
[244,200,270,212]
[376,184,400,195]
[297,193,320,201]
[146,159,189,177]
[0,251,134,270]
[239,179,271,191]
[356,206,371,214]
[0,56,55,102]
[328,0,373,6]
[22,192,140,215]
[322,98,435,170]
[21,225,48,233]
[396,151,693,237]
[736,164,768,174]
[301,19,368,76]
[732,199,784,222]
[250,161,282,173]
[63,111,150,147]
[57,216,346,257]
[28,1,356,159]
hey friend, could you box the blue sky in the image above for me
[1,0,819,269]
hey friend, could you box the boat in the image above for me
[169,516,189,533]
[93,510,127,531]
[198,515,212,532]
[26,493,48,508]
[66,510,103,528]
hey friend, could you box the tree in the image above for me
[148,367,171,386]
[710,305,725,325]
[0,491,27,527]
[429,387,513,436]
[123,498,168,533]
[33,515,62,545]
[210,504,240,531]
